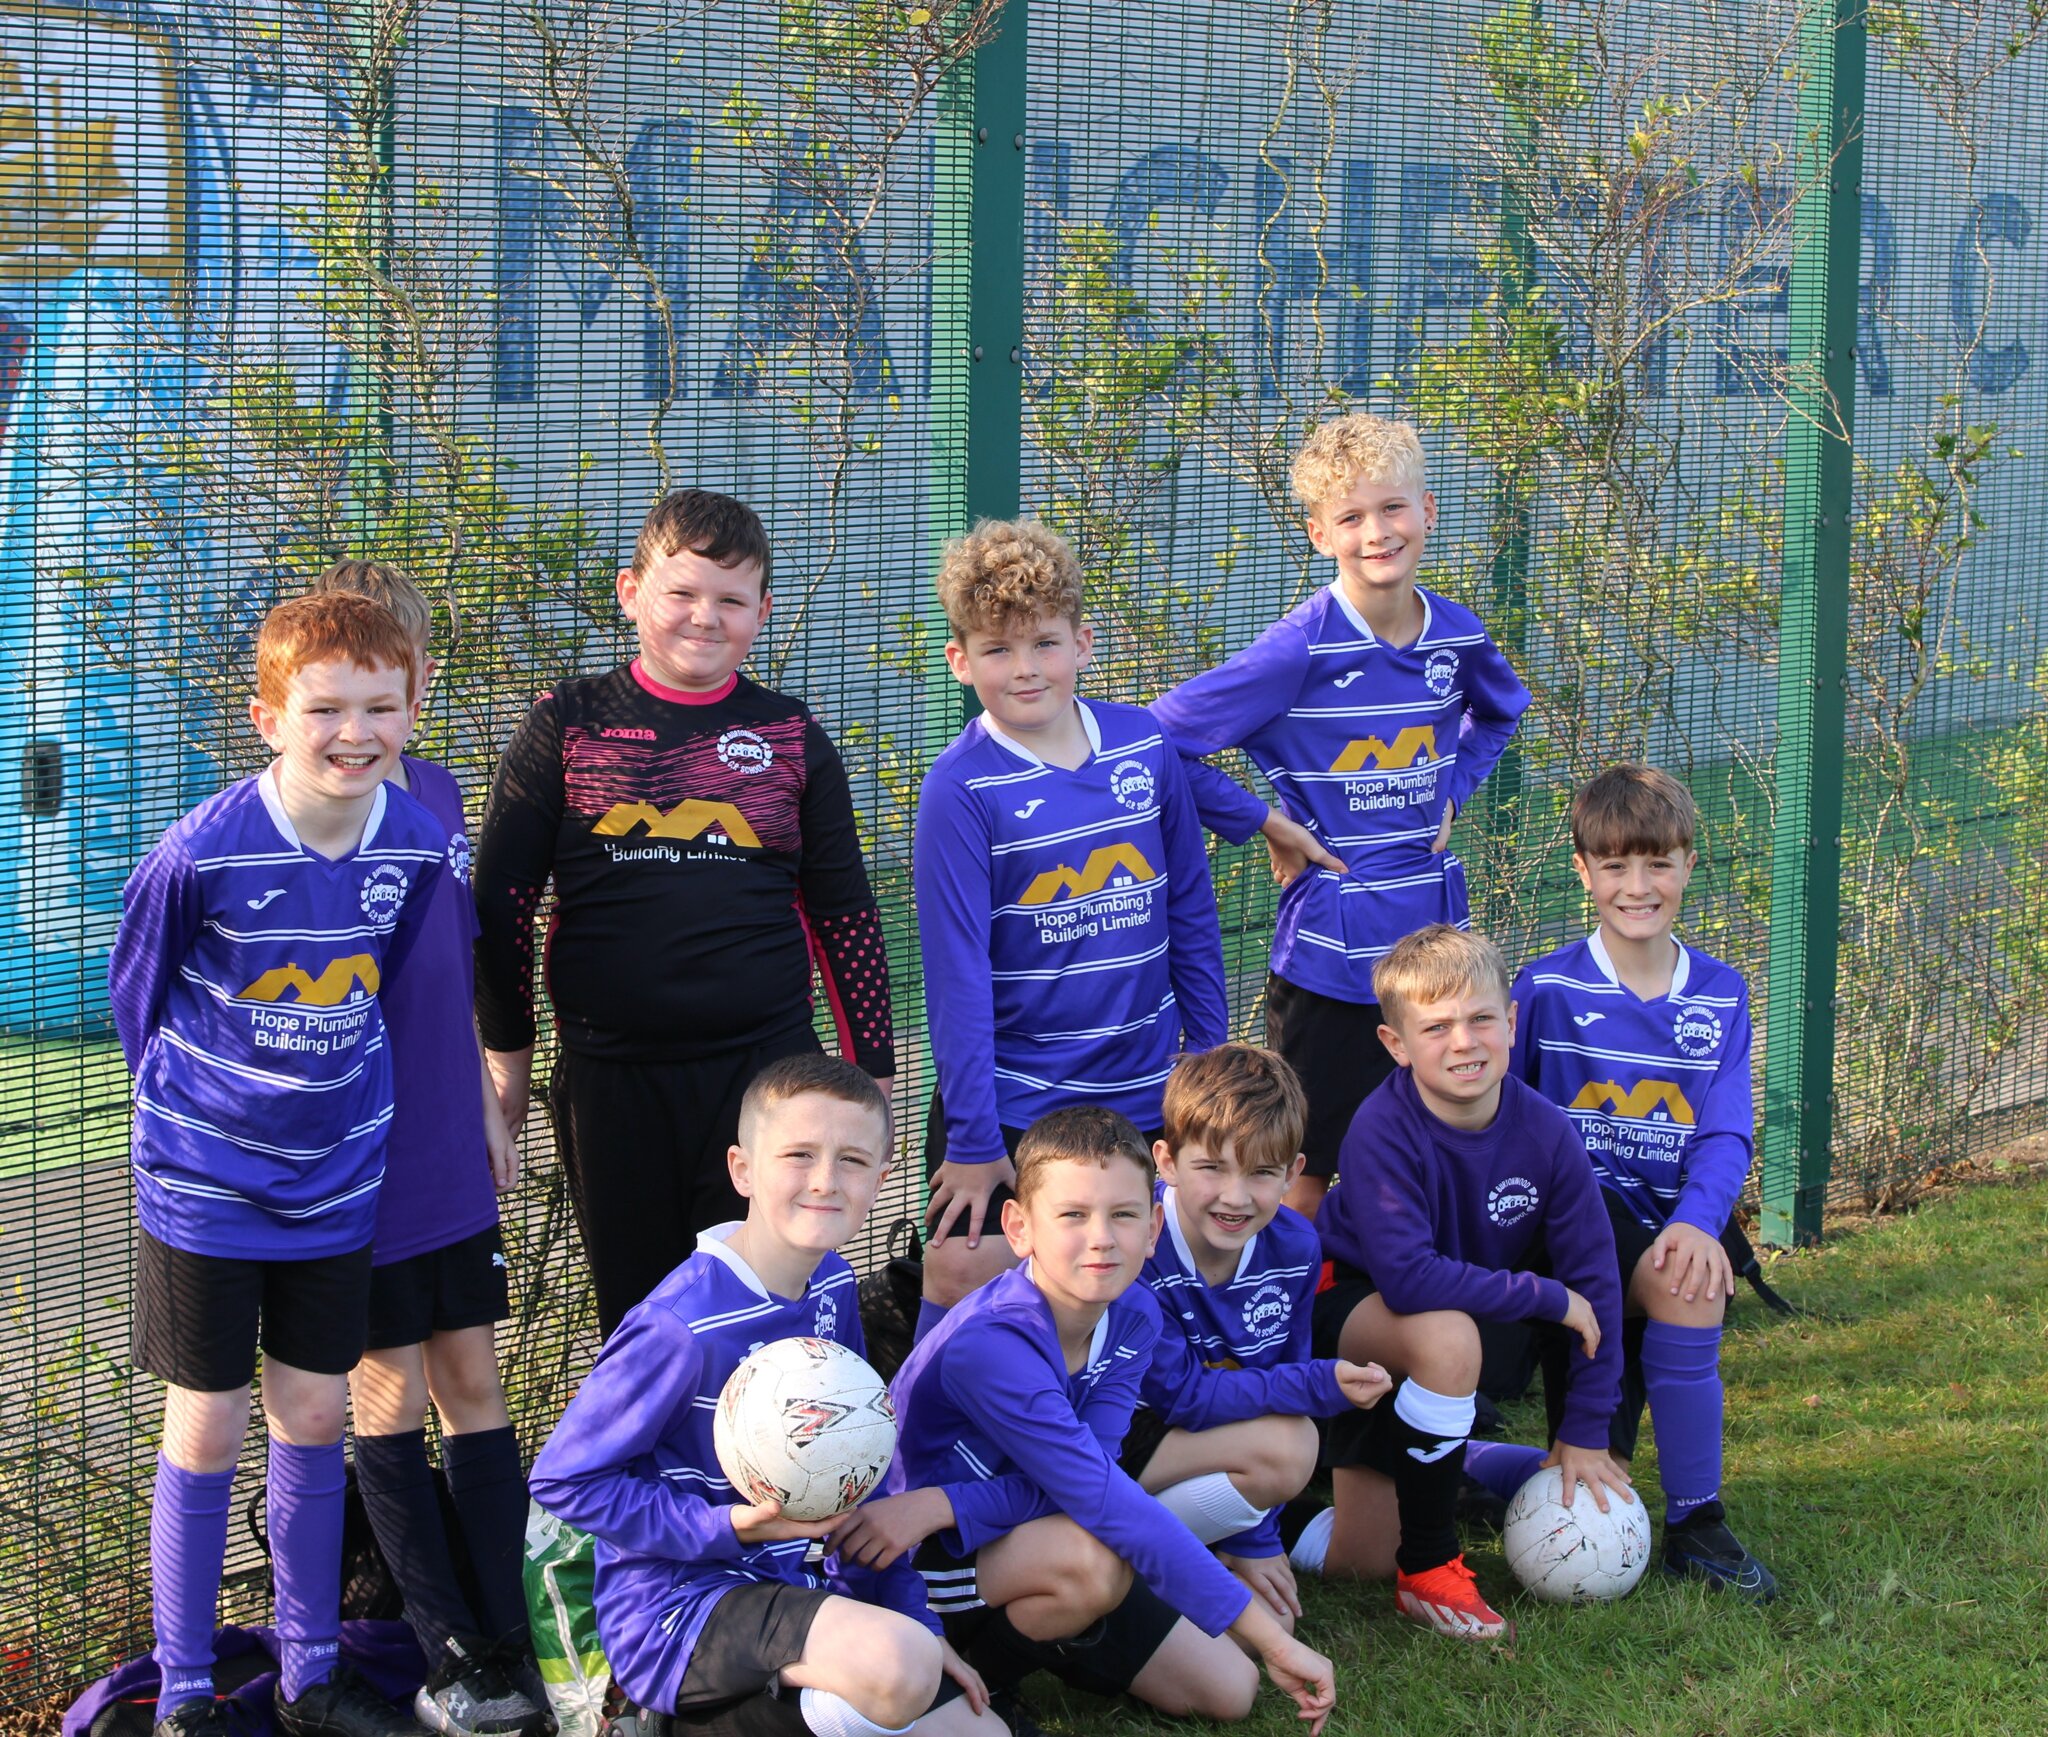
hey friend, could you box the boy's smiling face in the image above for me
[1157,1137,1302,1271]
[944,611,1093,740]
[1379,980,1516,1130]
[729,1090,890,1262]
[1306,470,1436,611]
[250,656,414,807]
[1573,843,1696,950]
[1004,1154,1161,1320]
[618,546,770,692]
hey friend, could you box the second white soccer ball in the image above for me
[1502,1467,1653,1602]
[713,1336,898,1523]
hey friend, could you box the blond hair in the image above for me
[1372,924,1512,1029]
[936,518,1084,639]
[1161,1043,1306,1172]
[1290,414,1428,512]
[1013,1105,1153,1204]
[310,559,433,648]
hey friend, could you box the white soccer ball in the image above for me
[1502,1467,1653,1603]
[712,1337,898,1522]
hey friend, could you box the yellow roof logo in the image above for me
[591,800,761,848]
[1019,843,1156,905]
[1328,725,1438,773]
[1569,1079,1697,1124]
[239,955,381,1005]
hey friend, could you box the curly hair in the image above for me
[935,517,1084,638]
[1290,413,1428,512]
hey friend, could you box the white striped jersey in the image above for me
[1153,583,1529,1002]
[915,698,1227,1164]
[110,771,449,1259]
[1510,931,1755,1234]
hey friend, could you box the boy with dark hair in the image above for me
[474,488,895,1337]
[835,1107,1336,1731]
[1151,414,1531,1219]
[112,593,447,1737]
[1128,1043,1390,1627]
[528,1055,1001,1737]
[1510,763,1776,1598]
[1298,925,1630,1641]
[308,561,549,1735]
[914,519,1227,1331]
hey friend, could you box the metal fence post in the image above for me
[1761,0,1866,1245]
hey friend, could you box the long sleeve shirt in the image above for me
[1138,1188,1347,1554]
[1150,583,1530,1003]
[1510,931,1755,1236]
[108,772,448,1259]
[914,699,1227,1164]
[880,1266,1253,1636]
[1316,1069,1623,1449]
[473,662,893,1070]
[529,1229,935,1712]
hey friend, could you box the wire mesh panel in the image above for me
[1,0,2044,1707]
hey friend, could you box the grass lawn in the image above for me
[1033,1164,2048,1737]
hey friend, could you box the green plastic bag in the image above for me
[524,1501,614,1737]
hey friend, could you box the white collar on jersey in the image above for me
[980,698,1103,766]
[258,763,388,855]
[694,1222,775,1300]
[1162,1183,1258,1285]
[1328,578,1436,648]
[1022,1259,1115,1369]
[1588,927,1691,1000]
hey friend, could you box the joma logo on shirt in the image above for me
[1328,726,1437,773]
[239,955,381,1005]
[1569,1079,1697,1125]
[591,800,762,848]
[1019,843,1156,904]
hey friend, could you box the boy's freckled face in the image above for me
[1004,1157,1161,1315]
[731,1093,890,1257]
[617,547,770,692]
[250,657,413,805]
[944,613,1093,739]
[1160,1138,1300,1263]
[1379,984,1516,1126]
[1573,846,1696,947]
[1306,472,1436,603]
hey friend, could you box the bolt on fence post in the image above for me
[1761,0,1865,1246]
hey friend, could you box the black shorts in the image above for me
[1118,1405,1173,1479]
[1264,974,1398,1178]
[132,1229,375,1391]
[675,1582,831,1709]
[1309,1260,1378,1360]
[913,1531,985,1623]
[365,1224,511,1352]
[921,1091,1025,1214]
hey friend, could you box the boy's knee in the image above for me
[1405,1309,1482,1391]
[921,1240,1011,1309]
[1247,1415,1319,1504]
[1638,1286,1727,1331]
[1184,1648,1258,1721]
[863,1624,941,1727]
[1063,1536,1131,1623]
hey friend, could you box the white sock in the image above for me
[1288,1505,1335,1575]
[1393,1378,1476,1446]
[1154,1472,1271,1544]
[799,1690,914,1737]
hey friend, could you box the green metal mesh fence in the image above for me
[2,0,2043,1705]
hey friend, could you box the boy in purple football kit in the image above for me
[113,594,446,1737]
[309,563,551,1736]
[1152,416,1530,1219]
[474,489,894,1338]
[1511,764,1776,1597]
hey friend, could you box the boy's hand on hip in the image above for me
[1430,804,1456,853]
[927,1156,1015,1250]
[1334,1359,1392,1410]
[729,1497,841,1546]
[1261,808,1347,887]
[825,1488,950,1570]
[1559,1286,1603,1359]
[1651,1220,1734,1304]
[1540,1442,1635,1514]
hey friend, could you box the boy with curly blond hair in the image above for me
[913,519,1227,1333]
[1153,415,1531,1220]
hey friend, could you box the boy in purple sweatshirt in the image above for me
[1151,416,1531,1222]
[529,1056,999,1737]
[835,1108,1336,1732]
[1300,926,1630,1641]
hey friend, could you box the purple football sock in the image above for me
[152,1455,236,1720]
[441,1425,531,1646]
[1460,1439,1546,1505]
[268,1436,347,1702]
[913,1299,948,1345]
[1641,1321,1725,1524]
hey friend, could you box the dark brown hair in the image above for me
[631,488,773,590]
[1013,1105,1153,1204]
[1571,763,1698,859]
